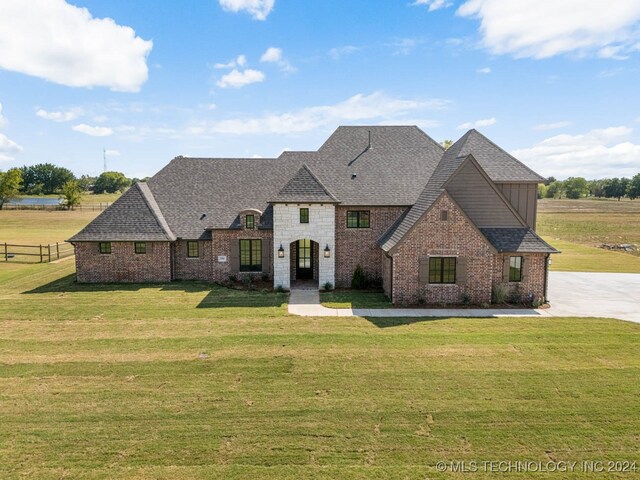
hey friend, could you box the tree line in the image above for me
[539,175,640,200]
[0,163,141,210]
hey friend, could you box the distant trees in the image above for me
[93,171,131,194]
[60,180,83,210]
[0,168,23,210]
[20,163,75,194]
[543,174,640,201]
[440,139,453,150]
[563,177,589,199]
[628,174,640,200]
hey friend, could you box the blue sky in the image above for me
[1,0,639,179]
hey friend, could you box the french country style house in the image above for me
[70,126,558,305]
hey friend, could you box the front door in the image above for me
[296,239,313,280]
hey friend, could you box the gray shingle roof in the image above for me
[271,164,339,203]
[480,228,559,253]
[69,182,175,242]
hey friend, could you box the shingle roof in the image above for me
[480,228,559,253]
[271,164,339,203]
[69,182,175,242]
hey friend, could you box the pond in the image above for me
[7,197,63,206]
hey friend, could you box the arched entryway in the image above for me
[290,239,319,288]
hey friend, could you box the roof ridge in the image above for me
[136,182,176,241]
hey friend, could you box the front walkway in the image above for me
[288,289,552,318]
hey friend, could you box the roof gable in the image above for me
[272,164,339,203]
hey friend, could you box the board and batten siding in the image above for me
[495,183,538,229]
[444,161,522,228]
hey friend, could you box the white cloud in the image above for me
[36,108,82,122]
[457,117,496,129]
[387,38,421,55]
[219,0,274,20]
[0,0,152,92]
[0,103,6,128]
[206,103,217,110]
[457,0,640,59]
[105,149,120,156]
[329,45,361,60]
[260,47,295,73]
[512,126,640,178]
[206,91,447,135]
[72,123,114,137]
[411,0,452,11]
[476,67,491,74]
[0,133,23,161]
[216,68,265,88]
[93,115,109,123]
[532,121,572,131]
[214,54,247,69]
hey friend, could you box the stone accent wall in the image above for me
[334,206,406,287]
[173,240,213,281]
[75,241,171,283]
[491,253,547,303]
[211,229,274,283]
[391,194,494,305]
[273,203,335,289]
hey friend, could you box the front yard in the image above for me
[1,260,639,478]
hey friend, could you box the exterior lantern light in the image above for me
[278,244,285,258]
[324,244,331,258]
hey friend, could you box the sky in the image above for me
[1,0,640,180]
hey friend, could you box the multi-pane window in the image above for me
[509,256,523,282]
[428,257,456,284]
[300,208,309,224]
[240,239,262,272]
[187,241,199,258]
[99,242,111,254]
[347,210,370,228]
[245,214,255,229]
[134,242,146,254]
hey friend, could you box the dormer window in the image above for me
[300,208,309,224]
[246,214,255,229]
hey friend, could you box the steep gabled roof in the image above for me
[271,164,339,203]
[69,182,175,242]
[480,228,559,253]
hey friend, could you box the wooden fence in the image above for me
[1,242,74,263]
[3,202,111,211]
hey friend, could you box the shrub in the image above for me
[492,283,508,304]
[242,274,253,287]
[275,285,286,293]
[351,264,366,290]
[261,273,270,282]
[509,284,523,304]
[228,275,238,284]
[323,281,333,291]
[461,292,472,306]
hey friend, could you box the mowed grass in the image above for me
[320,290,392,308]
[1,260,639,479]
[538,198,640,273]
[0,209,100,245]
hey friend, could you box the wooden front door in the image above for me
[296,239,313,280]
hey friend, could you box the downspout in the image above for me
[543,253,550,304]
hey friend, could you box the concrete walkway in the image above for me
[288,272,640,323]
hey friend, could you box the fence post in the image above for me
[48,244,51,262]
[56,242,60,260]
[3,243,6,262]
[39,244,43,263]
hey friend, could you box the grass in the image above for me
[0,209,100,245]
[0,260,639,478]
[15,192,121,204]
[538,198,640,273]
[320,290,392,308]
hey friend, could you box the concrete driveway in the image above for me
[548,272,640,323]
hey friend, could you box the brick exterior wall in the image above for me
[391,194,494,305]
[335,206,407,288]
[172,239,214,281]
[491,252,547,304]
[74,241,171,283]
[211,229,274,283]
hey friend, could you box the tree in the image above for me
[537,184,548,199]
[603,178,627,201]
[93,171,131,194]
[563,177,588,199]
[545,180,565,199]
[0,168,23,210]
[60,180,83,210]
[627,173,640,200]
[544,176,556,186]
[20,163,75,194]
[77,174,96,191]
[440,139,453,150]
[588,179,606,198]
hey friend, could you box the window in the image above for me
[428,257,456,284]
[509,256,523,282]
[245,214,255,229]
[99,242,111,254]
[240,239,262,272]
[187,241,199,258]
[134,242,146,254]
[440,209,449,221]
[347,210,370,228]
[300,208,309,224]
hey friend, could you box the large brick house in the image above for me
[70,126,557,305]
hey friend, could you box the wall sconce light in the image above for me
[324,244,331,258]
[278,244,285,258]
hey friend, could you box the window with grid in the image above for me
[134,242,146,254]
[245,214,255,229]
[99,242,111,254]
[428,257,456,284]
[187,241,199,258]
[346,210,370,228]
[240,239,262,272]
[509,256,523,282]
[300,208,309,224]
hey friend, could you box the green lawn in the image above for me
[1,261,639,479]
[320,290,392,308]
